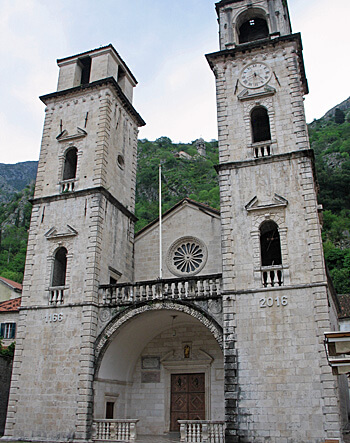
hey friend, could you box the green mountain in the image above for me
[308,98,350,293]
[135,138,219,232]
[0,184,34,283]
[0,98,349,293]
[0,161,37,203]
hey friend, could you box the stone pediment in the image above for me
[45,225,78,239]
[56,127,87,142]
[245,194,288,212]
[238,85,276,101]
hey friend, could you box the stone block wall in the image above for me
[231,286,342,441]
[35,84,139,213]
[212,39,308,165]
[218,152,325,294]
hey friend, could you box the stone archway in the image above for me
[93,302,224,436]
[95,301,223,368]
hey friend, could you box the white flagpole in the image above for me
[159,164,163,279]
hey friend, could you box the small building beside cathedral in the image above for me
[3,1,350,442]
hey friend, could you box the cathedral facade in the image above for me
[3,1,349,442]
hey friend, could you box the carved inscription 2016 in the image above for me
[259,296,288,309]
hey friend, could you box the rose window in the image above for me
[167,237,208,277]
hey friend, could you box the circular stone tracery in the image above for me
[167,237,208,277]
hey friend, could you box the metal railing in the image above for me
[99,274,222,306]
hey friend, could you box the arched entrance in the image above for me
[94,303,224,436]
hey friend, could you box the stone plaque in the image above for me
[141,371,161,383]
[142,356,160,370]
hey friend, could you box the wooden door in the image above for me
[170,373,205,431]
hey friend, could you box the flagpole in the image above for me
[159,164,163,279]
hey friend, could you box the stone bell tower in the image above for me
[207,1,346,442]
[4,45,145,442]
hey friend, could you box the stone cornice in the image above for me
[30,187,137,222]
[222,281,329,296]
[40,77,146,127]
[215,148,315,172]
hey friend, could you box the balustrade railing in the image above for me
[60,179,76,193]
[179,420,225,443]
[49,286,65,305]
[99,274,222,306]
[251,140,274,158]
[261,266,283,287]
[92,419,138,442]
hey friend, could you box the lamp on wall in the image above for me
[171,315,177,337]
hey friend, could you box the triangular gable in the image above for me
[56,127,87,142]
[45,225,78,239]
[238,85,276,101]
[135,198,220,240]
[245,194,288,212]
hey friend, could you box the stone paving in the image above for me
[136,434,180,443]
[136,433,350,443]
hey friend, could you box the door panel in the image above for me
[170,373,205,431]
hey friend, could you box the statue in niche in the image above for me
[184,344,191,359]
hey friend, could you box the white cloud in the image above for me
[137,45,217,143]
[292,0,350,121]
[0,0,68,163]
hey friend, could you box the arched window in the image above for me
[63,148,78,181]
[260,221,282,267]
[239,17,269,44]
[251,107,271,143]
[52,247,67,287]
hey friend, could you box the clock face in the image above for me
[240,62,272,89]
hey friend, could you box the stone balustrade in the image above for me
[99,274,222,306]
[48,286,65,305]
[261,265,283,287]
[60,179,75,193]
[179,420,225,443]
[92,419,138,442]
[251,141,272,158]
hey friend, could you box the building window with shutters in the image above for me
[0,322,16,340]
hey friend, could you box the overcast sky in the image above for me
[0,0,349,164]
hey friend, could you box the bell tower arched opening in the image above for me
[51,247,67,287]
[62,147,78,181]
[251,106,271,143]
[260,220,282,267]
[237,8,269,44]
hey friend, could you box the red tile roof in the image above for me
[0,297,21,312]
[0,277,22,291]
